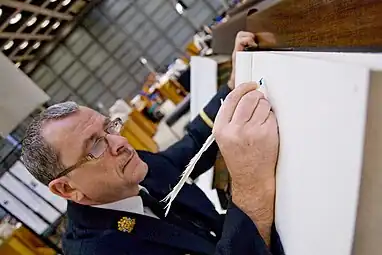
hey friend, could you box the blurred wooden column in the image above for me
[157,79,188,105]
[0,226,56,255]
[120,110,158,153]
[129,109,157,137]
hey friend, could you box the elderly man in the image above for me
[22,32,283,255]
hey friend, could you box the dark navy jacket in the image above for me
[63,85,284,255]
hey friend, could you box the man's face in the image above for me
[43,106,148,204]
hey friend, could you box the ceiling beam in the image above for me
[5,1,53,58]
[1,0,74,20]
[10,55,35,61]
[24,0,103,74]
[0,32,53,40]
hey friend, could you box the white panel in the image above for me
[235,52,253,87]
[0,173,61,223]
[9,161,67,213]
[190,56,217,119]
[190,56,226,213]
[236,52,372,255]
[0,53,49,136]
[0,186,49,234]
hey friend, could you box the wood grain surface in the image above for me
[246,0,382,49]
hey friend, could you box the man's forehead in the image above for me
[41,106,103,145]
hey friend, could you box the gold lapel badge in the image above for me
[117,217,136,233]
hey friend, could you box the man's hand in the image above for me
[228,32,257,90]
[213,82,279,245]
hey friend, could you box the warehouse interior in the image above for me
[0,0,237,254]
[3,0,379,254]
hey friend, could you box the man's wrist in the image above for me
[231,180,275,246]
[231,180,275,214]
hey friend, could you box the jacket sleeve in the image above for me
[215,202,285,255]
[159,84,231,179]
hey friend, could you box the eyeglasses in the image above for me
[54,118,123,179]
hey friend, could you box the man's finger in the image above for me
[231,90,263,124]
[236,37,256,48]
[215,83,259,125]
[236,34,256,44]
[237,31,255,39]
[248,98,271,125]
[261,111,278,134]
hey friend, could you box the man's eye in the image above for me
[90,138,107,158]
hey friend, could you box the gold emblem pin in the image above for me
[117,217,136,233]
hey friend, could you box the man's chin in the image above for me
[123,158,148,183]
[136,162,149,182]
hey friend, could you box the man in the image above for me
[22,32,283,255]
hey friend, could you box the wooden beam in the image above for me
[1,0,73,20]
[0,32,53,40]
[246,0,382,48]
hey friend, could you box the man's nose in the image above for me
[106,134,131,156]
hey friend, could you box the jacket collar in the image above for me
[67,201,215,255]
[92,185,156,217]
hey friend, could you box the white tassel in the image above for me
[162,134,216,216]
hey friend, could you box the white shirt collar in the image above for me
[93,196,145,215]
[92,185,158,218]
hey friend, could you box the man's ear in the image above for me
[49,177,85,202]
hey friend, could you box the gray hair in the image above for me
[22,101,80,185]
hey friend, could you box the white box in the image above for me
[235,51,382,255]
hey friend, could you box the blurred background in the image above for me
[0,0,263,254]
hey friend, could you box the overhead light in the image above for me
[175,3,184,14]
[0,8,3,18]
[139,57,148,65]
[19,41,29,49]
[33,42,41,49]
[50,0,58,2]
[3,41,14,50]
[41,19,50,28]
[52,21,60,30]
[62,0,71,6]
[15,222,22,229]
[9,13,22,24]
[15,62,21,68]
[27,17,37,26]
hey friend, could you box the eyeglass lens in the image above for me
[89,119,123,158]
[89,138,108,158]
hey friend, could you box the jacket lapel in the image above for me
[67,202,215,255]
